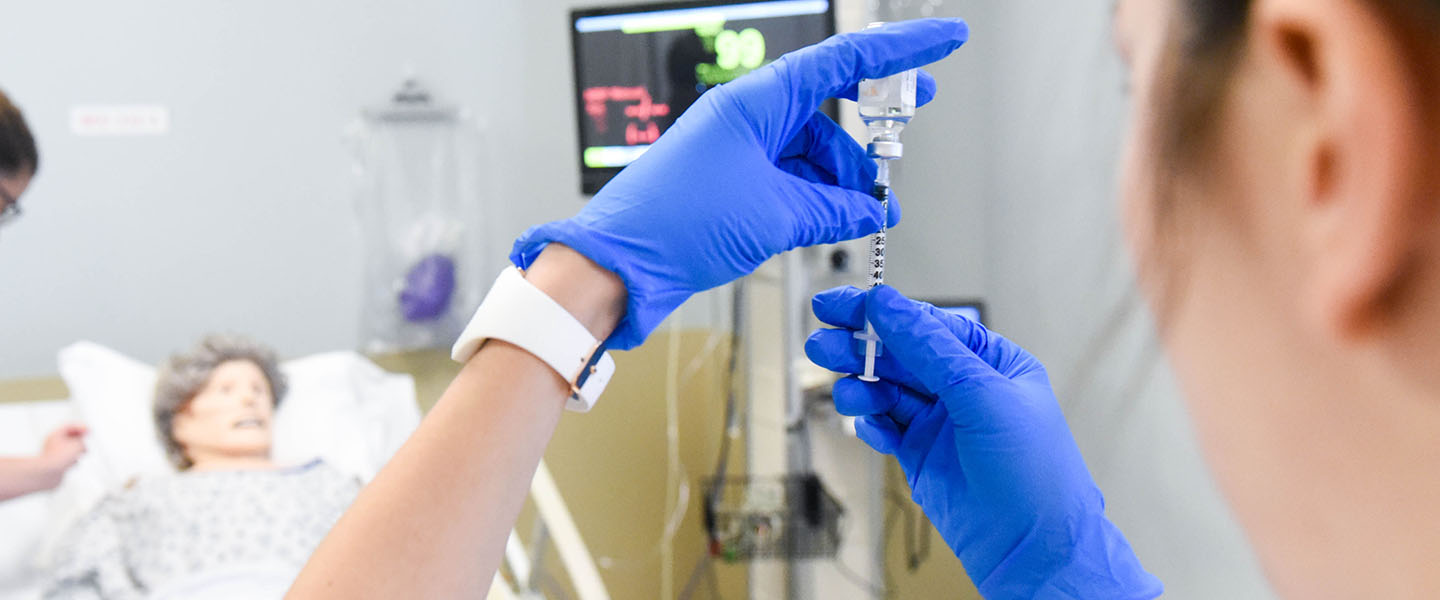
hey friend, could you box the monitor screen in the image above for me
[570,0,835,194]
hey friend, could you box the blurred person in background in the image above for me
[0,87,89,503]
[0,88,37,230]
[0,425,87,502]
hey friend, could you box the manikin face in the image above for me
[171,360,276,467]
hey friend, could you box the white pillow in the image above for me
[271,351,421,482]
[56,342,171,487]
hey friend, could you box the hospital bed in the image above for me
[0,341,422,600]
[0,341,610,600]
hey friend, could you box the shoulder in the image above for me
[110,470,196,500]
[92,475,160,510]
[117,471,177,491]
[288,459,359,485]
[286,457,334,476]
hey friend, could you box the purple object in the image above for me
[399,254,456,322]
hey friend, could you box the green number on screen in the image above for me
[738,28,765,69]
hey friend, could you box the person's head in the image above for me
[154,335,288,470]
[0,89,38,227]
[1115,0,1440,594]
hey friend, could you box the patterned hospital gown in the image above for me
[43,460,360,600]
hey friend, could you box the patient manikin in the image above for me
[42,335,361,600]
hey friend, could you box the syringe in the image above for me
[853,22,916,384]
[854,162,891,382]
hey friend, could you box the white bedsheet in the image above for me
[0,399,78,600]
[146,563,297,600]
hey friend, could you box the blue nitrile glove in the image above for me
[805,286,1163,600]
[512,19,970,349]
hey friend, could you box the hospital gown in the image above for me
[42,459,359,600]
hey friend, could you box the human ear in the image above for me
[1255,0,1433,339]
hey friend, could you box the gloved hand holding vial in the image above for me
[854,22,918,383]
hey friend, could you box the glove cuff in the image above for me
[976,514,1163,600]
[511,220,689,351]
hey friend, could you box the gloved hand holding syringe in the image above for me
[853,21,918,382]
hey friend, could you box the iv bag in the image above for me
[349,81,494,354]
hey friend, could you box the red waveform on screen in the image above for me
[583,86,671,141]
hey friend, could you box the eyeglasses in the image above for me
[0,185,20,228]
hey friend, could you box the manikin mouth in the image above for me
[231,417,266,430]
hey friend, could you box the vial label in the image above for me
[858,69,918,122]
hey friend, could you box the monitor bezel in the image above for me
[569,0,838,196]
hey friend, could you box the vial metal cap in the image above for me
[867,141,903,159]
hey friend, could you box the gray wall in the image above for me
[0,0,544,376]
[0,1,1275,597]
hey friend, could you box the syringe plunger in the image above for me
[854,23,913,383]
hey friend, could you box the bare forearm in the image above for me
[0,456,65,501]
[288,244,625,599]
[289,343,567,597]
